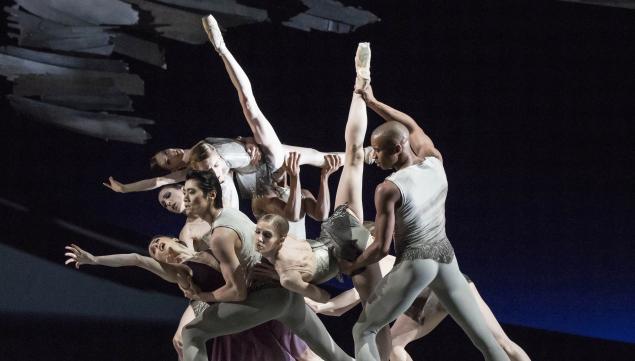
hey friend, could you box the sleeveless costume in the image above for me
[181,207,353,361]
[204,137,283,199]
[352,157,510,361]
[186,208,308,360]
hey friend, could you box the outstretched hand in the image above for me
[321,154,343,178]
[355,84,376,104]
[284,152,301,179]
[64,244,97,269]
[102,176,126,193]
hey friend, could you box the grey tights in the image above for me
[182,287,353,361]
[352,257,511,361]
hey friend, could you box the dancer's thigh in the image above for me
[357,259,439,332]
[184,287,292,338]
[429,258,497,350]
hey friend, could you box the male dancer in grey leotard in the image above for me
[179,170,352,361]
[340,118,510,361]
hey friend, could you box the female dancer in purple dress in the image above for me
[65,238,322,361]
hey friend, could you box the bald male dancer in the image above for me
[340,94,511,360]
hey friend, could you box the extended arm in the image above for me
[279,269,331,303]
[358,85,442,160]
[64,244,183,283]
[196,228,248,302]
[303,154,342,221]
[103,170,187,193]
[283,152,303,222]
[306,288,361,316]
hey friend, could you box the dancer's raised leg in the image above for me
[333,42,371,221]
[203,15,285,170]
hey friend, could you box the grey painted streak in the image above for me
[8,95,153,144]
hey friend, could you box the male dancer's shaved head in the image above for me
[371,121,409,147]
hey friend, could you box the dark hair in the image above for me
[150,154,160,170]
[259,214,290,237]
[186,169,223,208]
[160,183,183,191]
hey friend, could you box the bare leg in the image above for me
[389,293,449,361]
[430,259,510,361]
[469,284,531,361]
[333,43,371,220]
[203,15,285,170]
[174,305,196,361]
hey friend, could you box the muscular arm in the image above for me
[284,162,303,222]
[361,86,442,160]
[346,181,400,271]
[199,228,248,302]
[301,189,326,222]
[308,288,361,316]
[279,269,330,303]
[303,154,341,221]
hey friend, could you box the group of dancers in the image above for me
[64,14,531,361]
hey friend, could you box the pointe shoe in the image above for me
[355,42,371,81]
[202,15,225,52]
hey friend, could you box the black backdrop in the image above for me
[1,0,633,359]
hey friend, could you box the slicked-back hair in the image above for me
[259,213,290,238]
[189,141,215,166]
[185,169,223,209]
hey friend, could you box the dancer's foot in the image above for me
[355,42,371,89]
[202,15,225,53]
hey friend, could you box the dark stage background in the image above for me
[1,0,633,360]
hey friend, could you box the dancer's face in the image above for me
[158,186,185,214]
[153,148,186,171]
[370,136,400,170]
[183,179,216,216]
[255,220,284,254]
[190,151,227,182]
[148,236,188,263]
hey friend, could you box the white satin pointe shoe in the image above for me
[355,42,371,81]
[202,14,225,52]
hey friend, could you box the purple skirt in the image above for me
[185,258,308,360]
[207,320,307,361]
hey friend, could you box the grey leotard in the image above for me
[204,137,278,199]
[308,204,371,283]
[385,157,454,264]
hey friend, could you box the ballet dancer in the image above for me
[339,82,511,361]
